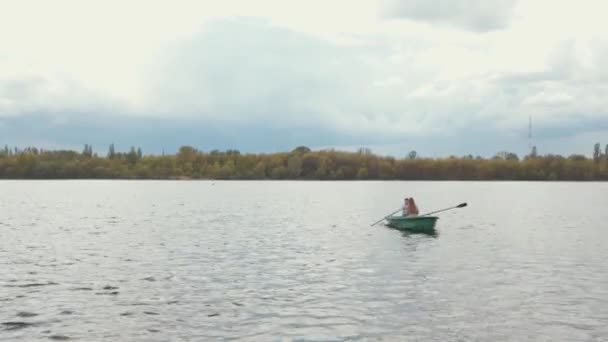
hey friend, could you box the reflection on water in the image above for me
[398,230,439,239]
[1,180,608,341]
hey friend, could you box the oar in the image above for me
[370,207,403,227]
[420,202,467,217]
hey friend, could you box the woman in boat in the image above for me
[403,197,419,217]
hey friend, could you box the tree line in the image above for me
[0,143,608,181]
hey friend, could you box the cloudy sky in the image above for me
[1,0,607,157]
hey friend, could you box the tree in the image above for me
[495,151,519,161]
[2,144,608,181]
[253,161,266,178]
[82,144,93,158]
[270,166,288,179]
[531,146,537,158]
[593,143,601,163]
[358,147,372,155]
[315,155,329,179]
[357,167,369,179]
[292,146,311,154]
[568,154,586,161]
[301,154,318,178]
[206,162,221,178]
[287,155,303,178]
[126,147,138,166]
[177,146,197,167]
[407,150,417,160]
[108,144,116,159]
[219,161,235,179]
[506,153,519,161]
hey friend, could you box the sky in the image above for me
[1,0,608,158]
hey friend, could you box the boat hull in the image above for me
[385,216,438,233]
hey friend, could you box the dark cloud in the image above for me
[1,109,605,158]
[0,112,499,156]
[0,113,368,155]
[380,0,518,32]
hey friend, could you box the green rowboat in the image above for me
[385,216,439,233]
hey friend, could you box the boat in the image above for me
[385,215,439,233]
[371,202,465,233]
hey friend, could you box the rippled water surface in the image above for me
[1,180,608,341]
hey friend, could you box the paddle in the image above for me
[420,202,467,217]
[370,207,404,227]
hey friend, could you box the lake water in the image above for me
[1,180,607,341]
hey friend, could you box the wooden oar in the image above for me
[420,202,467,217]
[370,207,403,227]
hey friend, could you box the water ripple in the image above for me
[1,180,607,341]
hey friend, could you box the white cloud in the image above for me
[1,0,608,155]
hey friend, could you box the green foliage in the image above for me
[82,144,93,158]
[127,147,139,166]
[357,167,369,179]
[0,144,607,180]
[287,155,303,178]
[292,146,311,154]
[594,143,601,162]
[108,144,116,159]
[495,151,519,161]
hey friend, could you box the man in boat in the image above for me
[403,197,419,217]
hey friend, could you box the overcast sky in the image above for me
[1,0,607,157]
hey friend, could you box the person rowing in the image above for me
[403,197,419,217]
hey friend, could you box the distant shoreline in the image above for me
[0,178,606,182]
[1,144,607,181]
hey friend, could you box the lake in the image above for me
[1,180,607,341]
